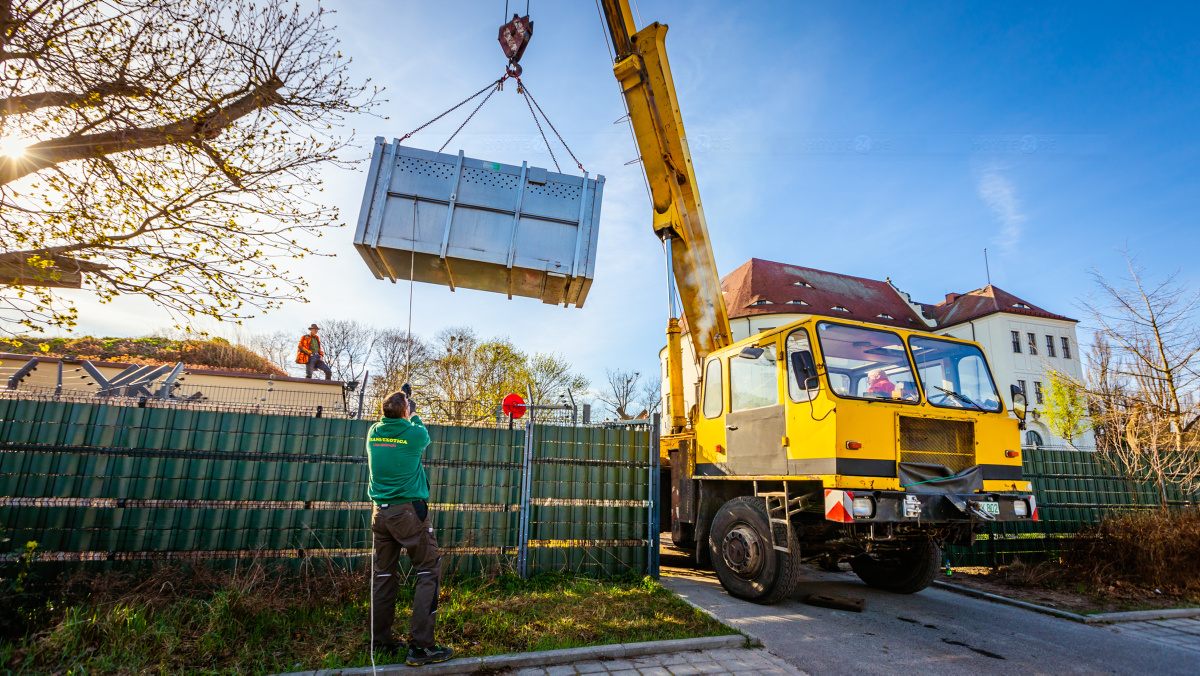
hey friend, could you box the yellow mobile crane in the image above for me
[598,1,1038,603]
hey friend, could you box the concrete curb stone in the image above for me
[668,590,763,648]
[274,634,749,676]
[933,581,1200,624]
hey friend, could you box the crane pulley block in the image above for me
[499,14,533,74]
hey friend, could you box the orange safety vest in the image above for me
[296,334,323,364]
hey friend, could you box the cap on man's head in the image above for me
[309,324,320,330]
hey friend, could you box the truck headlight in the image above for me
[1013,500,1029,517]
[852,497,874,518]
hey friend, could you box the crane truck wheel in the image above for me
[849,539,941,594]
[708,496,802,604]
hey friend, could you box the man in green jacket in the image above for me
[368,390,454,666]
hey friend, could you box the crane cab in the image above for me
[689,315,1030,493]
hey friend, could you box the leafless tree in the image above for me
[238,329,299,377]
[1080,251,1200,501]
[525,352,588,408]
[0,0,377,334]
[318,318,377,385]
[639,373,662,419]
[597,368,641,420]
[370,328,431,400]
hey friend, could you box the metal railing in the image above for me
[0,382,603,427]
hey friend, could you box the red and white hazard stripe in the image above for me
[824,489,854,523]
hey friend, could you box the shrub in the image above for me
[1062,508,1200,594]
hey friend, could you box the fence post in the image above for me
[648,414,660,578]
[516,416,535,579]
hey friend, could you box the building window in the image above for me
[1034,381,1044,404]
[1017,380,1027,397]
[1045,335,1056,357]
[786,300,808,305]
[750,299,773,306]
[830,306,850,313]
[1013,302,1031,309]
[1025,430,1044,448]
[1011,331,1021,353]
[792,280,812,288]
[1027,333,1037,355]
[1061,337,1071,359]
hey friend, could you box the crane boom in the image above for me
[599,1,732,361]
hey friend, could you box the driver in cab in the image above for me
[865,369,919,401]
[865,369,897,399]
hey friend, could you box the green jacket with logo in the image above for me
[366,415,431,504]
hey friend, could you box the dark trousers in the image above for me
[305,356,332,380]
[371,502,442,648]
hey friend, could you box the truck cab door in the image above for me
[725,342,787,475]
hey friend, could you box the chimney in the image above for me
[945,292,961,304]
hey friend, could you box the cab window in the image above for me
[786,329,818,402]
[702,357,723,418]
[730,344,780,411]
[815,322,919,403]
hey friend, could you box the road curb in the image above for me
[670,587,764,648]
[275,634,750,676]
[933,581,1200,624]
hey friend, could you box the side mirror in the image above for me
[738,346,765,359]
[790,350,819,391]
[1010,384,1027,423]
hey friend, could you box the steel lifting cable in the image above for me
[439,78,506,153]
[518,81,560,173]
[517,78,586,174]
[398,75,507,146]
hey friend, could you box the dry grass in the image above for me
[0,558,731,674]
[1063,507,1200,594]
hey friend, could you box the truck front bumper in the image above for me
[824,489,1037,524]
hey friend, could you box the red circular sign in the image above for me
[502,393,527,419]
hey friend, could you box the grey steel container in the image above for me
[353,138,604,307]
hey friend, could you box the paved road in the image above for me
[662,565,1197,676]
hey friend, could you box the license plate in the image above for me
[981,501,1000,515]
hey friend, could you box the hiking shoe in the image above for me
[406,644,454,666]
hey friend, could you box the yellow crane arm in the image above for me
[599,1,732,361]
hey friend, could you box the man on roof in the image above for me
[296,323,332,380]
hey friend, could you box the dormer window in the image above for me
[751,299,774,306]
[792,281,813,288]
[876,313,893,320]
[830,306,849,313]
[1012,303,1031,309]
[787,300,809,306]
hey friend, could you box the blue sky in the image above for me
[68,0,1200,391]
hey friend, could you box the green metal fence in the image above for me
[948,446,1200,567]
[0,397,658,578]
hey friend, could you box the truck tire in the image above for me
[849,539,941,594]
[708,496,802,604]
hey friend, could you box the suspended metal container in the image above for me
[353,138,604,307]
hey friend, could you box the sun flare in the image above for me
[0,137,30,158]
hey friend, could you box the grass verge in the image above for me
[0,560,733,674]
